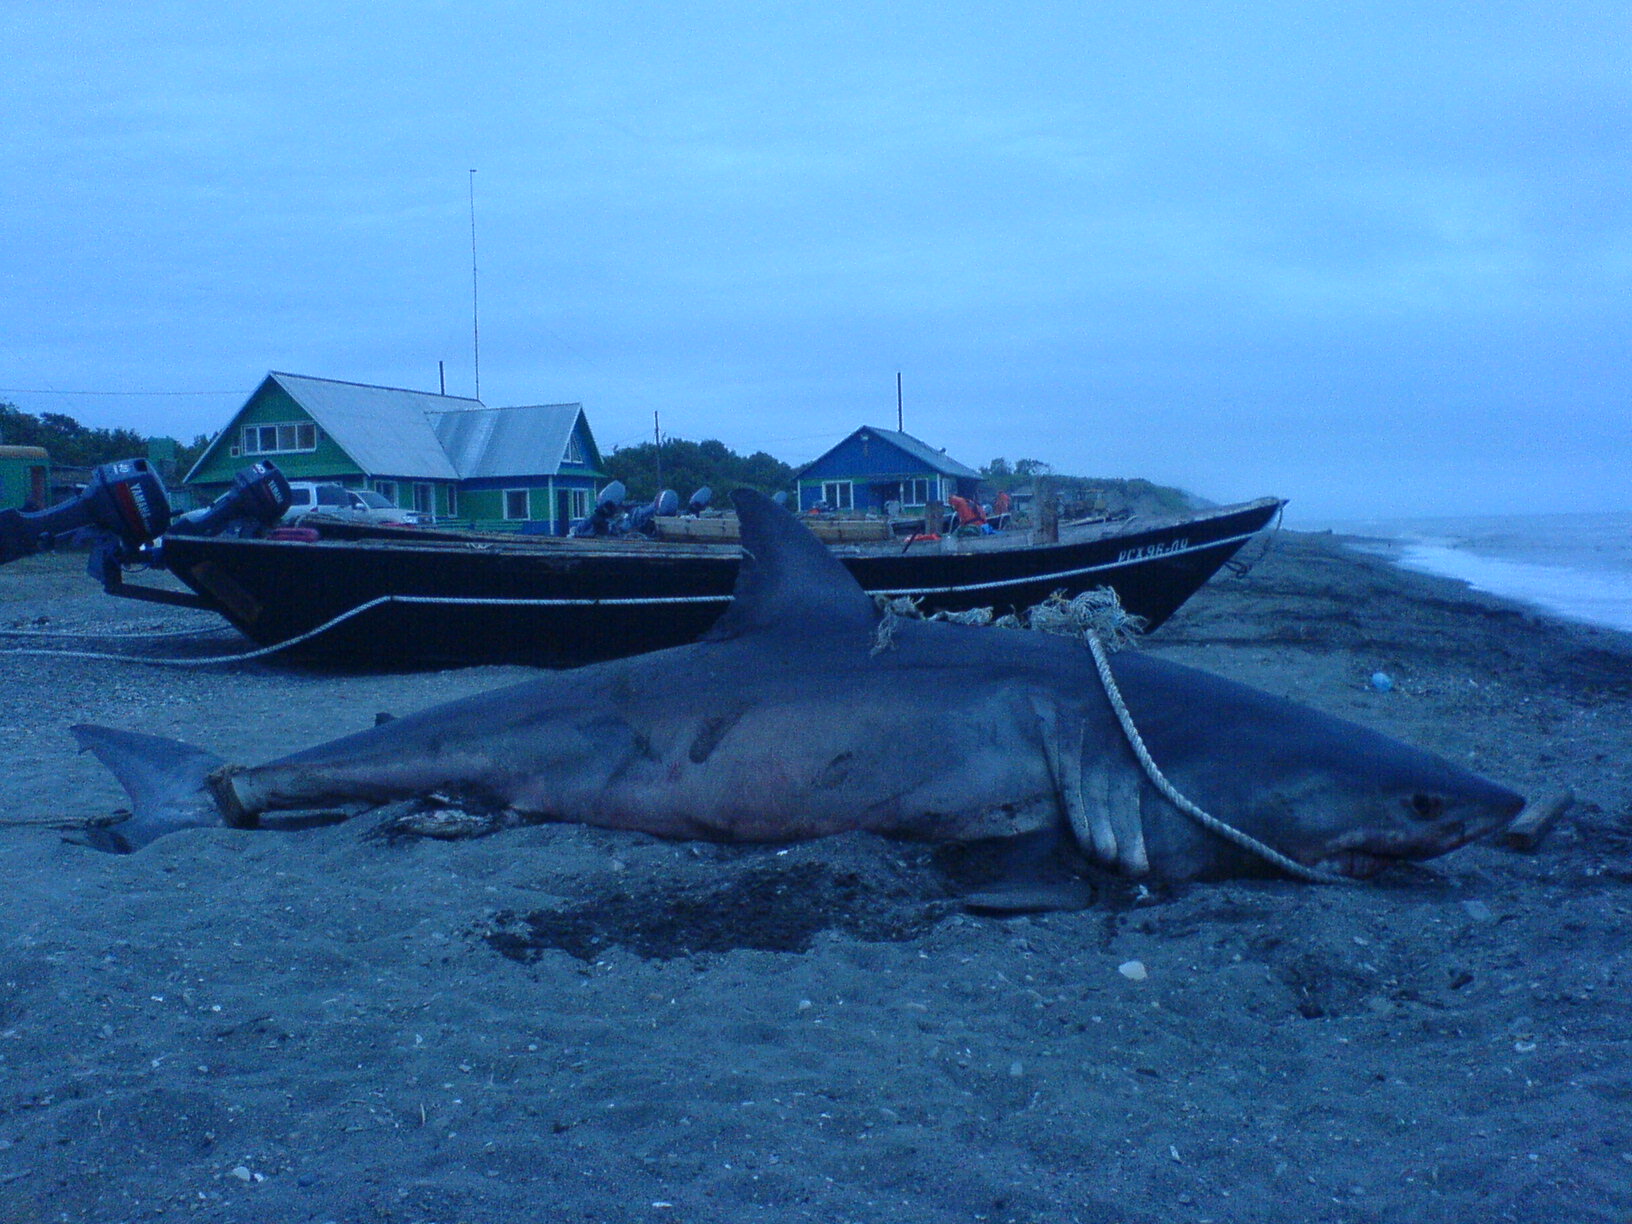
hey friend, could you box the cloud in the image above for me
[0,2,1626,519]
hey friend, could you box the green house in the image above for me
[0,445,50,511]
[429,401,607,531]
[186,372,607,532]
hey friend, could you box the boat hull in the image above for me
[150,498,1283,667]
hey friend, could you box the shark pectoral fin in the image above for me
[1078,756,1121,865]
[70,724,229,853]
[1029,695,1117,865]
[1106,765,1149,876]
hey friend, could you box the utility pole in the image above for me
[896,372,903,432]
[654,410,662,491]
[469,169,481,401]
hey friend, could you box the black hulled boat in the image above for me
[121,497,1284,667]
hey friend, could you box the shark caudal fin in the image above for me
[704,488,879,641]
[70,725,227,853]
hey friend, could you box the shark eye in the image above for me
[1409,793,1445,820]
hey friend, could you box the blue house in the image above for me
[795,426,982,514]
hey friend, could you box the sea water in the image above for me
[1323,511,1632,635]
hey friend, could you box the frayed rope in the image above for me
[870,587,1143,655]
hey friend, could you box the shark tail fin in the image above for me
[70,725,228,853]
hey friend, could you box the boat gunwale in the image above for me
[231,496,1284,565]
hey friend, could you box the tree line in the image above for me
[603,437,794,504]
[0,401,150,468]
[0,401,210,473]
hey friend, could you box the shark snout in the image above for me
[1405,786,1524,827]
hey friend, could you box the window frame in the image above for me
[821,480,853,510]
[903,477,939,506]
[240,421,318,456]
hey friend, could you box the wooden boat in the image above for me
[111,497,1284,667]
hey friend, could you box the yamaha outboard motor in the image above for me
[168,461,292,538]
[686,486,713,516]
[772,490,788,508]
[570,480,626,537]
[0,458,171,576]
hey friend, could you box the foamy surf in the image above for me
[1329,511,1632,635]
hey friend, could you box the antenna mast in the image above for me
[469,169,481,401]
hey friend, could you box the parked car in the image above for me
[282,482,415,526]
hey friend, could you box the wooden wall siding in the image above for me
[796,431,982,514]
[190,384,359,487]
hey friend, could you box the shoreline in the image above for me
[1329,533,1632,636]
[1304,510,1632,636]
[1,538,1629,1223]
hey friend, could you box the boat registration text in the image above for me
[1116,537,1190,563]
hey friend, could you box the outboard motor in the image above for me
[0,458,171,577]
[625,488,679,538]
[570,481,626,537]
[168,461,292,538]
[686,486,713,516]
[772,490,789,508]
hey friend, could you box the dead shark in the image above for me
[71,490,1524,881]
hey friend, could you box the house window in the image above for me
[821,480,853,510]
[565,431,585,464]
[904,477,937,506]
[569,488,589,519]
[412,483,433,515]
[504,489,530,520]
[445,486,458,517]
[240,421,317,455]
[373,480,398,505]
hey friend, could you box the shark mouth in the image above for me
[1308,822,1471,879]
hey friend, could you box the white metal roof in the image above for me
[269,372,471,479]
[429,402,589,479]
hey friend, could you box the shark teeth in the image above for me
[1311,820,1476,878]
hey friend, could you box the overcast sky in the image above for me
[3,2,1626,521]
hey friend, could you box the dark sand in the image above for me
[1,533,1629,1223]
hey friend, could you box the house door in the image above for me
[557,490,572,536]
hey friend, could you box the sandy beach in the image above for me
[1,530,1628,1224]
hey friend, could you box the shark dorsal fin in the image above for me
[704,489,879,641]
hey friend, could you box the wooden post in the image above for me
[1036,477,1058,544]
[1499,790,1574,852]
